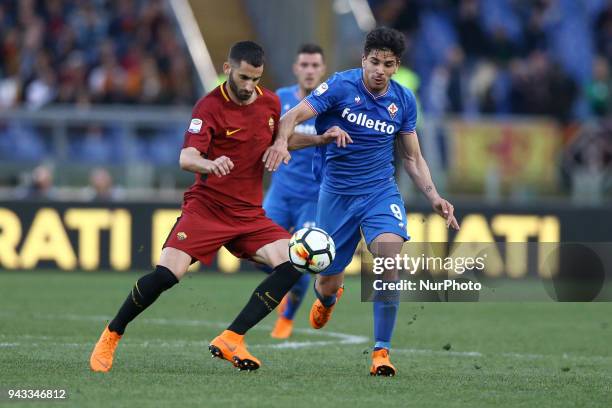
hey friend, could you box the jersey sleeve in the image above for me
[303,73,342,115]
[400,87,418,133]
[183,99,217,153]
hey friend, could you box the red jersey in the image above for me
[182,82,280,214]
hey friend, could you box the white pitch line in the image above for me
[0,333,361,351]
[0,339,339,350]
[394,348,483,358]
[394,348,612,363]
[3,313,612,363]
[2,336,612,364]
[21,312,369,348]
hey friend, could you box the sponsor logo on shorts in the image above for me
[268,117,275,133]
[177,232,187,240]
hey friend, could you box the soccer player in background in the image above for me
[265,44,327,339]
[265,27,460,376]
[89,41,346,372]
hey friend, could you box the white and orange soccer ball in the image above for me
[288,227,336,274]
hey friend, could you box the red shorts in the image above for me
[163,201,290,265]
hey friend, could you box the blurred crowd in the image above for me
[0,0,197,109]
[13,164,124,201]
[0,0,609,199]
[370,0,612,123]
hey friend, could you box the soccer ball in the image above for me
[288,227,336,274]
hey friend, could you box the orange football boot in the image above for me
[370,349,396,376]
[270,316,294,339]
[276,295,288,316]
[309,286,344,329]
[89,326,122,372]
[209,330,261,371]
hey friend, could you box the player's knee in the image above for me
[158,247,192,280]
[276,244,290,264]
[257,239,290,268]
[370,234,404,260]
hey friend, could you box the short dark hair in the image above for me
[297,43,324,59]
[229,41,265,67]
[363,27,406,60]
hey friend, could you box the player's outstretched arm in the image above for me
[288,126,353,150]
[399,131,460,230]
[179,147,234,177]
[264,101,317,171]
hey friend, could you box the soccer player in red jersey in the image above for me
[89,41,348,372]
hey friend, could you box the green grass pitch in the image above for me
[0,271,611,407]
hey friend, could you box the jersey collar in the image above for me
[360,69,390,100]
[220,82,263,105]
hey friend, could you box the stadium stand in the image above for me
[0,0,196,107]
[0,0,609,200]
[369,0,612,121]
[0,0,196,165]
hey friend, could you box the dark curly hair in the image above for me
[363,27,406,60]
[229,41,265,67]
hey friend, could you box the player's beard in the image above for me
[228,71,253,101]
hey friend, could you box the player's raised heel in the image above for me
[89,326,122,373]
[209,330,261,371]
[271,316,294,339]
[370,349,396,377]
[309,286,344,329]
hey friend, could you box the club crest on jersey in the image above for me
[387,103,398,119]
[177,232,187,241]
[313,82,328,96]
[188,118,202,133]
[268,117,275,132]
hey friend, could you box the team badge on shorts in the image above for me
[268,117,275,132]
[387,103,398,119]
[177,232,187,241]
